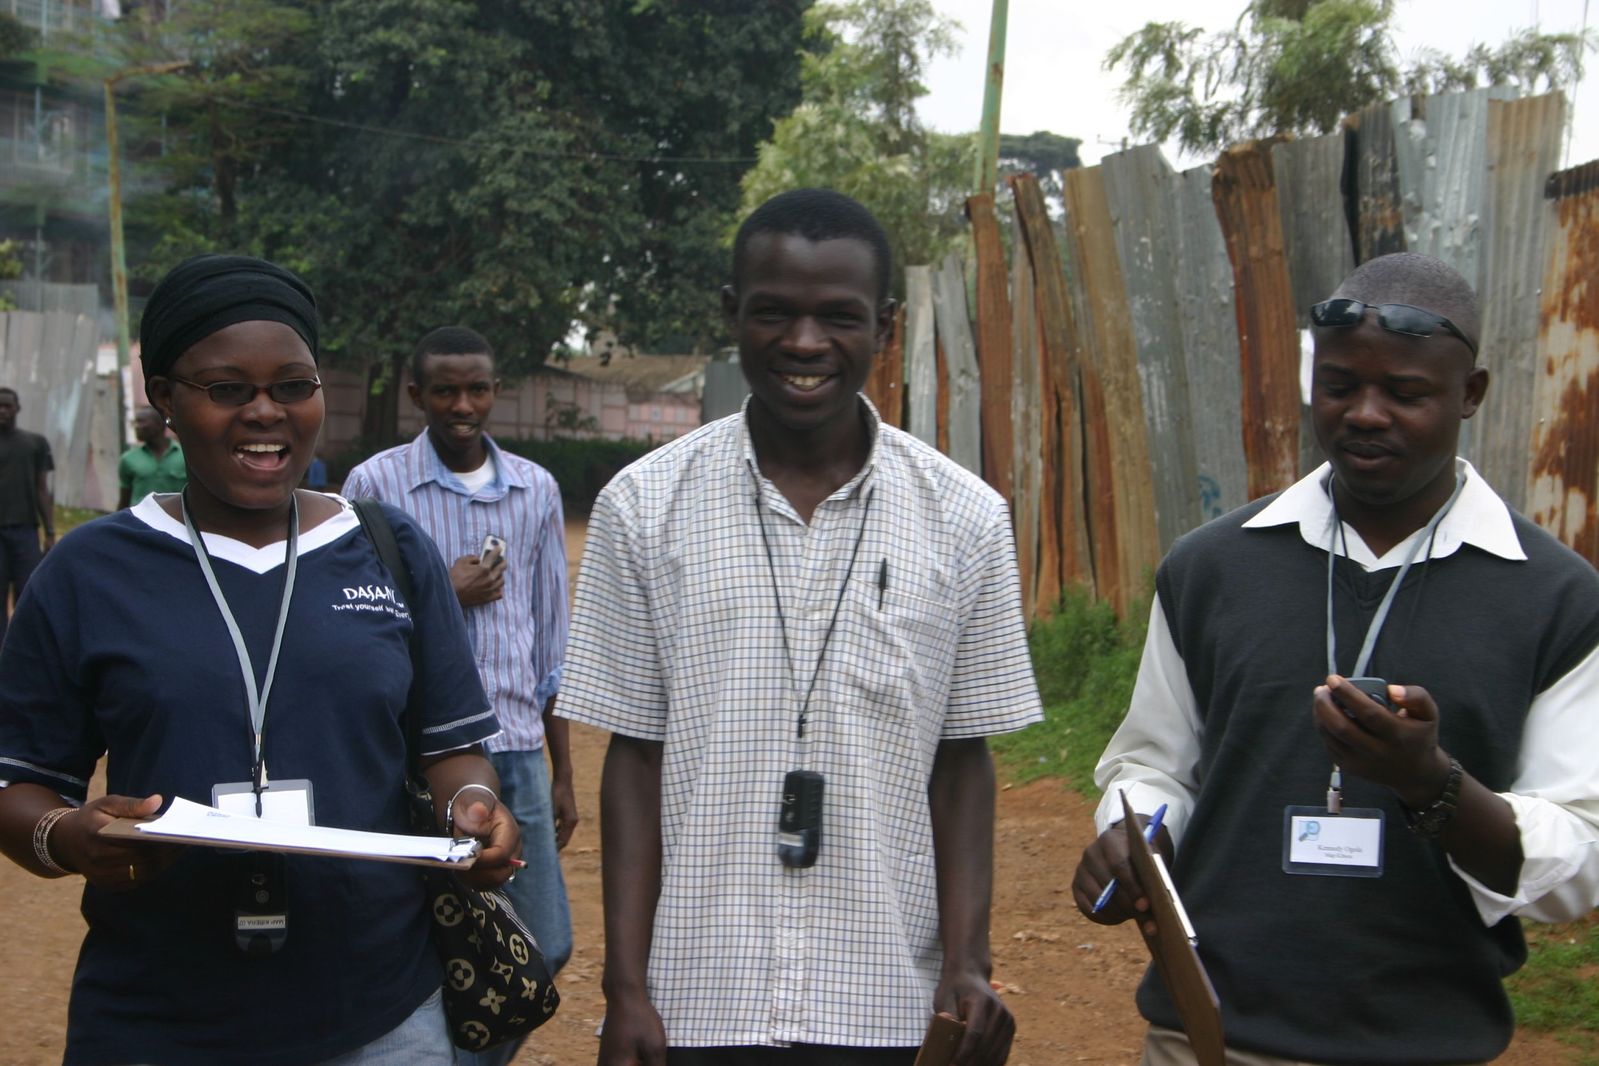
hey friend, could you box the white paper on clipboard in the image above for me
[117,797,477,865]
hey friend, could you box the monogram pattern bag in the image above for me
[354,499,560,1051]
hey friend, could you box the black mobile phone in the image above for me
[1343,676,1392,710]
[777,770,824,869]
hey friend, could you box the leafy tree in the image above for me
[0,12,33,59]
[1108,0,1592,155]
[739,0,975,290]
[96,0,807,440]
[0,238,21,311]
[997,130,1082,205]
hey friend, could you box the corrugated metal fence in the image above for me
[0,310,120,511]
[865,89,1597,619]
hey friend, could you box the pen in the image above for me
[878,559,888,609]
[1091,802,1168,914]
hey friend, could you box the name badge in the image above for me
[212,779,316,826]
[1282,805,1384,878]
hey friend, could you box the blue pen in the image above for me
[1091,802,1168,914]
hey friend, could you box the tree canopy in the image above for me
[738,0,974,293]
[89,0,809,382]
[1107,0,1593,155]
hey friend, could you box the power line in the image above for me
[224,99,759,165]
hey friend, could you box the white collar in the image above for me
[1241,458,1526,569]
[133,493,360,575]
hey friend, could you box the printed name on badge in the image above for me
[1282,805,1385,878]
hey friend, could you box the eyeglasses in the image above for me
[1310,299,1477,357]
[169,376,323,406]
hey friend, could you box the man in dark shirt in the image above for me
[0,386,54,644]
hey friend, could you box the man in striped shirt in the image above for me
[343,326,573,1066]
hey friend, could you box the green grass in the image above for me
[55,505,101,536]
[1508,915,1599,1059]
[990,584,1149,795]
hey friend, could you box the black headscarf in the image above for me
[138,254,319,383]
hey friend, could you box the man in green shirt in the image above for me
[117,405,187,508]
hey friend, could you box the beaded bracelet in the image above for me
[445,783,498,838]
[32,806,75,875]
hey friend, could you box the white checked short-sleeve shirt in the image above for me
[559,400,1042,1048]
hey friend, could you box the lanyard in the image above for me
[749,461,872,740]
[1325,471,1465,678]
[182,492,300,810]
[1321,471,1463,812]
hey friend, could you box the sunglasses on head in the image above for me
[169,376,323,406]
[1309,299,1477,357]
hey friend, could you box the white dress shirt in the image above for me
[1096,459,1599,925]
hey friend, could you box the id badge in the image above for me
[1282,805,1384,878]
[212,780,316,825]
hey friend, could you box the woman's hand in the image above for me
[50,794,181,891]
[450,792,523,891]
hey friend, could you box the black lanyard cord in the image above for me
[750,462,873,740]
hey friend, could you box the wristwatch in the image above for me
[1403,755,1463,838]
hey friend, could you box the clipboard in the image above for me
[913,1012,966,1066]
[101,816,478,870]
[1121,791,1225,1066]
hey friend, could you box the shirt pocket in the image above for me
[835,574,961,726]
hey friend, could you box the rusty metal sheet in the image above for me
[1213,141,1303,500]
[1103,145,1200,552]
[1345,102,1406,262]
[1064,165,1159,618]
[904,265,938,447]
[1011,171,1093,603]
[1271,133,1354,478]
[1009,210,1042,620]
[1529,161,1599,566]
[1175,163,1251,521]
[863,305,905,428]
[932,252,982,476]
[967,192,1014,504]
[1469,93,1566,512]
[1273,133,1356,323]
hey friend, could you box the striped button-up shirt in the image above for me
[344,432,567,752]
[559,400,1041,1047]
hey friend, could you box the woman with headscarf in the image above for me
[0,254,519,1065]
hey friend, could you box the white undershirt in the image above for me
[454,454,495,495]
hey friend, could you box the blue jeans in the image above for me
[320,987,455,1064]
[0,523,42,646]
[457,748,573,1066]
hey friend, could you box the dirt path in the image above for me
[0,520,1572,1064]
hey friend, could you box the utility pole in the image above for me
[973,0,1008,196]
[105,60,187,432]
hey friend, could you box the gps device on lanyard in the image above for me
[750,461,872,869]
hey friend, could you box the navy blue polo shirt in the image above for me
[0,496,497,1066]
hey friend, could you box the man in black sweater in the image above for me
[1073,253,1599,1065]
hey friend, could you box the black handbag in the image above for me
[353,498,560,1051]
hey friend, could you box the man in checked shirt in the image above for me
[559,189,1042,1066]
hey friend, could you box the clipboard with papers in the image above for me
[1121,790,1226,1066]
[100,796,479,869]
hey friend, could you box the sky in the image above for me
[921,0,1598,169]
